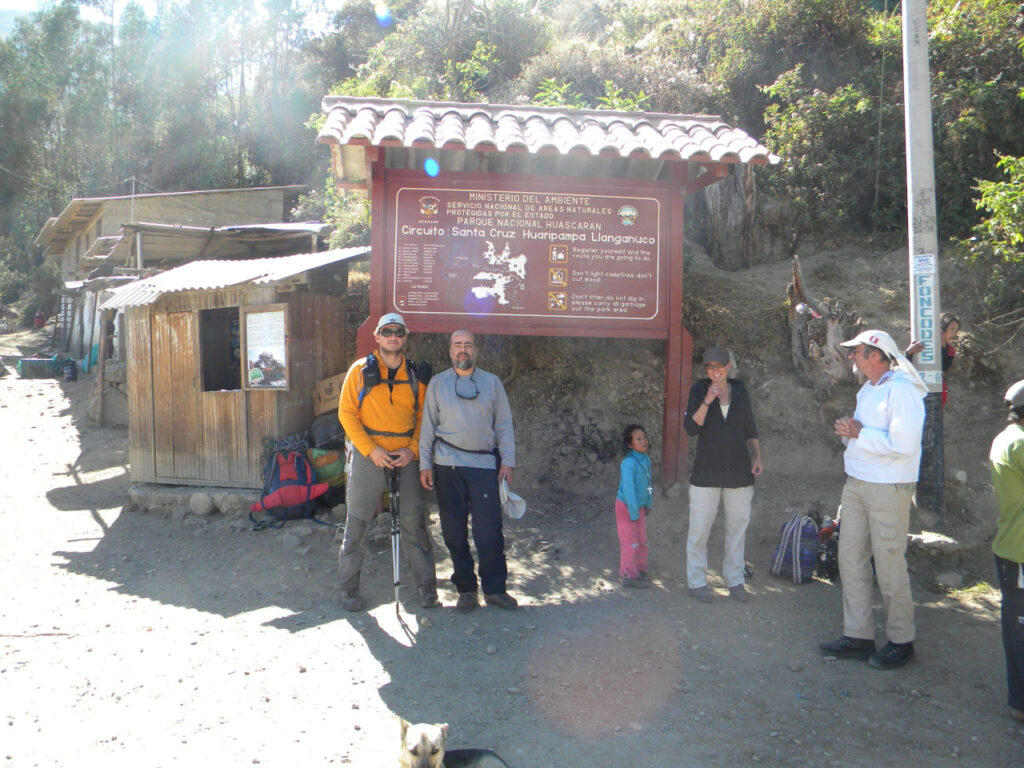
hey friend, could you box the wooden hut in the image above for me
[100,248,368,489]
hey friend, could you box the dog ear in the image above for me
[397,716,410,739]
[439,723,449,740]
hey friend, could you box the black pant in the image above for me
[995,554,1024,711]
[434,465,507,595]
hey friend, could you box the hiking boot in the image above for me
[484,592,518,610]
[418,585,440,609]
[621,576,650,589]
[868,641,914,670]
[689,586,713,604]
[819,635,876,660]
[456,591,479,613]
[728,584,750,603]
[340,587,363,612]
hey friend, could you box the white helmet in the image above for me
[1006,379,1024,416]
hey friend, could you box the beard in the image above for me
[454,355,474,370]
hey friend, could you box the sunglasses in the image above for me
[378,327,406,338]
[454,374,479,400]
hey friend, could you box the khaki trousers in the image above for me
[337,447,436,592]
[838,477,916,644]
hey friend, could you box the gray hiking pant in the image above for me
[337,446,436,592]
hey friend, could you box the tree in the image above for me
[958,153,1024,319]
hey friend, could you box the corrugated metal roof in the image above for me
[319,97,778,165]
[35,185,309,252]
[99,247,370,310]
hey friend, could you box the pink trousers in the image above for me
[615,499,648,578]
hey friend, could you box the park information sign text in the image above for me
[385,174,669,334]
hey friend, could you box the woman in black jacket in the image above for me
[683,346,763,604]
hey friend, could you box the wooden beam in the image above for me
[359,149,387,357]
[684,163,729,196]
[662,162,691,487]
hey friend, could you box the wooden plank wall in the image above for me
[167,310,202,479]
[274,293,347,438]
[151,310,178,478]
[126,308,156,482]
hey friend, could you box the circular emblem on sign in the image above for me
[248,368,265,385]
[618,205,638,227]
[419,196,439,216]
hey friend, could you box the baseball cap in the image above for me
[841,329,928,396]
[703,346,730,365]
[374,312,406,334]
[839,329,900,360]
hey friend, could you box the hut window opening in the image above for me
[199,307,241,391]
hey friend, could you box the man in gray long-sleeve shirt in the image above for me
[420,329,518,612]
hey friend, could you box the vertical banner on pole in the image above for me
[903,0,944,518]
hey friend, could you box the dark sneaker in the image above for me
[637,570,650,582]
[621,576,650,589]
[484,592,518,610]
[728,584,750,603]
[689,586,714,603]
[819,635,876,660]
[456,591,479,613]
[418,586,440,609]
[868,641,914,670]
[341,588,363,612]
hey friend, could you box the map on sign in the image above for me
[388,182,666,326]
[470,241,527,305]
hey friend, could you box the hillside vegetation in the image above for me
[1,0,1022,322]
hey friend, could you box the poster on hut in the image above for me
[387,178,667,332]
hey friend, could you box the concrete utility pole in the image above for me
[902,0,944,518]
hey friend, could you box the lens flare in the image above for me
[374,2,392,27]
[424,157,440,177]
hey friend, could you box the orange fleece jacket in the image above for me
[338,354,425,458]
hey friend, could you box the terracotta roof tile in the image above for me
[319,97,778,165]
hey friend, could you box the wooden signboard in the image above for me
[384,172,669,337]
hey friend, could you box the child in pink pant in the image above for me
[616,424,653,588]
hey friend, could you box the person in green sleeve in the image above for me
[989,378,1024,724]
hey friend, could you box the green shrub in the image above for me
[957,153,1024,317]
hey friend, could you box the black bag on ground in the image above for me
[816,517,840,581]
[770,513,819,583]
[309,411,345,449]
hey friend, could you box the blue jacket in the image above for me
[617,450,653,521]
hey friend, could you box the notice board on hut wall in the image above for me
[384,172,671,338]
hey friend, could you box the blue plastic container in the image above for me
[17,355,61,379]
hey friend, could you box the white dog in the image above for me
[398,719,510,768]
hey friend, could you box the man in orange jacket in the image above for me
[337,313,438,611]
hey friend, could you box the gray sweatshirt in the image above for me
[419,366,516,471]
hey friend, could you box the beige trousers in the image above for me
[838,477,916,644]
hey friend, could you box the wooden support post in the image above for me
[95,309,112,425]
[358,147,386,356]
[661,163,692,487]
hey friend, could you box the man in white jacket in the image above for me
[820,330,927,670]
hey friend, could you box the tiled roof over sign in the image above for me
[319,97,778,165]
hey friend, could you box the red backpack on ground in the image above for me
[249,450,330,530]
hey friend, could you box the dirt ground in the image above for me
[2,245,1023,768]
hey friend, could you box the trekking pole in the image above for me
[385,463,401,615]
